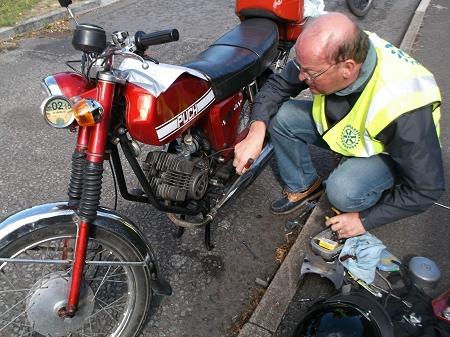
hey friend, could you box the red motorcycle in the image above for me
[0,0,305,336]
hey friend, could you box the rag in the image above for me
[338,232,386,284]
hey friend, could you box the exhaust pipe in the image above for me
[167,142,274,228]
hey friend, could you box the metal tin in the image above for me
[408,256,441,291]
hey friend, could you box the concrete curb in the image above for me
[237,0,433,336]
[399,0,431,53]
[0,0,120,42]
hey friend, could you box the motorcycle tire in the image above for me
[0,222,152,337]
[346,0,374,17]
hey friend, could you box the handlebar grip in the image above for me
[135,29,179,50]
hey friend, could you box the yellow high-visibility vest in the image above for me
[312,32,441,157]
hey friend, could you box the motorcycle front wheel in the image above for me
[0,223,152,337]
[346,0,374,17]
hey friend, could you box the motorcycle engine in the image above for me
[142,151,209,202]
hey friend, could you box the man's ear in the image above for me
[341,59,358,79]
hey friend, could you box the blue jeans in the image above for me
[268,99,396,212]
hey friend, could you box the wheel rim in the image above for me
[0,234,137,337]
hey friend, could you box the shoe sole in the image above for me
[270,189,325,215]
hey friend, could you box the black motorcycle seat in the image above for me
[183,18,279,101]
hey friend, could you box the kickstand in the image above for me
[203,207,214,250]
[203,199,214,250]
[205,223,214,250]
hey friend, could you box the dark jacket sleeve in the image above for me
[250,60,308,126]
[360,105,445,230]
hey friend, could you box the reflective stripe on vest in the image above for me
[312,32,441,157]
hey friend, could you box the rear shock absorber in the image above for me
[77,161,104,222]
[68,151,87,207]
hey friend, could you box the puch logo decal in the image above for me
[156,89,215,141]
[341,125,360,149]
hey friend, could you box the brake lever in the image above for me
[142,55,159,65]
[109,32,157,69]
[113,50,150,69]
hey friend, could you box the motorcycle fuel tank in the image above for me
[123,73,213,146]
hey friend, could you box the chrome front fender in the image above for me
[0,202,172,295]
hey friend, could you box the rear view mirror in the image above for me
[58,0,72,7]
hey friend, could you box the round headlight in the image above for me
[40,95,75,128]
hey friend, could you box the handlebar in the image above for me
[135,29,179,50]
[80,28,179,76]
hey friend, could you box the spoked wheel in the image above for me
[0,223,152,337]
[346,0,374,17]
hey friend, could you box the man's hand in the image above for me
[233,121,266,175]
[325,212,366,239]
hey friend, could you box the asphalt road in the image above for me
[0,1,425,336]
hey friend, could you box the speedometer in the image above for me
[40,95,75,128]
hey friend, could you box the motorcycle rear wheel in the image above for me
[0,222,152,337]
[346,0,374,17]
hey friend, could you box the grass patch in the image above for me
[0,0,42,27]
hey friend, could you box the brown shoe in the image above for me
[271,178,324,215]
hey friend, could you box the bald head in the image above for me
[297,12,369,64]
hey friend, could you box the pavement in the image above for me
[1,1,449,336]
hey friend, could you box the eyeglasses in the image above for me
[293,59,338,83]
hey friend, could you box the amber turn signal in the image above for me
[72,97,103,126]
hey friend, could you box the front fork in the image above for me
[64,78,116,316]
